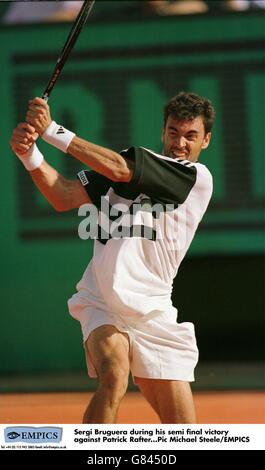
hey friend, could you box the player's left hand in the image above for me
[10,122,38,156]
[26,97,52,135]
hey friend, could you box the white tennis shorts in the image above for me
[68,275,199,382]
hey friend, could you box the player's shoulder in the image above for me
[192,161,213,197]
[141,146,198,169]
[194,161,213,182]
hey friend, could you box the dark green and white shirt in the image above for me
[76,146,212,318]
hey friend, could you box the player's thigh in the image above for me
[85,325,130,376]
[135,377,196,420]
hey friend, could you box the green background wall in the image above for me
[0,9,264,382]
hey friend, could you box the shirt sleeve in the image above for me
[120,146,198,205]
[77,170,113,209]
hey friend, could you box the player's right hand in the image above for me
[10,122,38,156]
[26,97,52,135]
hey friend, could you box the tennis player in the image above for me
[10,91,215,423]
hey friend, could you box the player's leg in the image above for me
[83,325,130,424]
[133,377,160,417]
[134,377,197,423]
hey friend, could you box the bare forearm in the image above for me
[29,160,81,211]
[67,136,133,182]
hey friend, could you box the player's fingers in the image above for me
[28,132,39,142]
[28,104,47,114]
[14,129,33,144]
[29,97,49,108]
[17,122,32,130]
[10,130,34,147]
[26,110,36,119]
[11,134,30,145]
[25,122,36,134]
[11,128,25,140]
[26,107,41,116]
[16,144,30,151]
[26,111,46,124]
[26,113,40,126]
[12,143,32,153]
[13,128,34,140]
[17,122,36,134]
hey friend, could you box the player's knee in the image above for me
[98,359,129,397]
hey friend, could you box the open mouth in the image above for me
[171,151,187,159]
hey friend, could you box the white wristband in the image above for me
[16,144,44,171]
[42,120,75,153]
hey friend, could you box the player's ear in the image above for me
[201,132,211,149]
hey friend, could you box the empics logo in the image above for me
[4,427,62,443]
[6,431,20,440]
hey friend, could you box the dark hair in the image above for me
[164,91,215,134]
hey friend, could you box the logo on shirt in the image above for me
[78,170,89,186]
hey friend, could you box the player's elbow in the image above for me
[103,153,133,182]
[110,167,133,183]
[51,199,71,212]
[53,204,67,212]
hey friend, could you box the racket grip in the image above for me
[42,93,49,102]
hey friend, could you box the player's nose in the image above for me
[175,137,186,148]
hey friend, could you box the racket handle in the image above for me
[42,93,49,102]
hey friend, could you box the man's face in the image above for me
[161,115,211,162]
